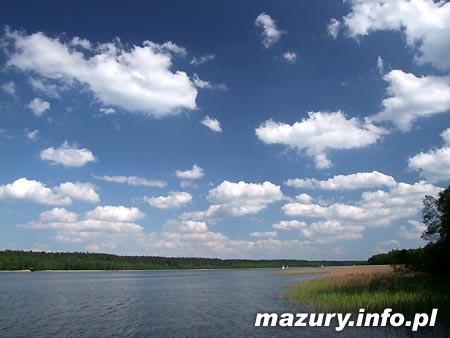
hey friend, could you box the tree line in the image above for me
[0,250,363,271]
[369,185,450,277]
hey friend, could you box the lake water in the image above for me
[0,269,448,338]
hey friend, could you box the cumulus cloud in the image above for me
[249,231,277,238]
[408,128,450,183]
[256,111,386,169]
[274,219,363,244]
[180,180,283,221]
[343,0,450,70]
[207,180,283,216]
[86,205,145,222]
[255,12,284,48]
[55,182,100,203]
[40,141,95,167]
[70,36,92,50]
[283,52,297,64]
[20,207,144,236]
[175,164,204,180]
[94,174,167,188]
[373,70,450,131]
[27,98,50,116]
[282,181,441,228]
[144,191,192,209]
[39,208,78,223]
[200,115,222,132]
[272,220,307,231]
[327,18,341,39]
[285,171,396,190]
[0,178,99,205]
[0,178,71,205]
[163,220,208,233]
[5,30,197,117]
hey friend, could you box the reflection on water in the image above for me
[0,269,448,338]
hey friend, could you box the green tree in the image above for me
[421,186,450,274]
[422,186,450,244]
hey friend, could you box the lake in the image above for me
[0,269,448,337]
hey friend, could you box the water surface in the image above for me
[0,269,448,337]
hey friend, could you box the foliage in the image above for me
[421,186,450,274]
[0,250,364,271]
[286,268,450,322]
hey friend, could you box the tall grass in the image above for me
[286,266,450,321]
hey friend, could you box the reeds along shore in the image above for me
[284,265,450,322]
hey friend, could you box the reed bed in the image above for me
[285,265,450,321]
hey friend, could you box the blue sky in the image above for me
[1,0,450,260]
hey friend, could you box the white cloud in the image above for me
[283,52,297,63]
[99,107,116,115]
[207,180,284,216]
[327,18,341,39]
[399,220,426,240]
[0,178,71,205]
[25,129,39,141]
[29,77,61,98]
[94,174,167,188]
[285,171,396,190]
[282,181,441,228]
[256,111,386,169]
[40,141,95,167]
[5,30,197,117]
[255,12,283,48]
[274,218,363,244]
[190,54,216,65]
[249,231,277,238]
[408,129,450,183]
[21,219,143,233]
[55,182,100,203]
[1,81,16,95]
[27,98,50,116]
[377,56,384,74]
[180,181,284,221]
[163,220,208,233]
[200,115,222,133]
[144,191,192,209]
[272,220,307,231]
[373,70,450,131]
[175,164,204,180]
[295,194,314,204]
[192,74,227,90]
[343,0,450,70]
[0,178,100,205]
[70,36,92,50]
[442,128,450,146]
[307,220,364,243]
[379,239,400,246]
[179,205,221,222]
[39,208,78,223]
[86,206,145,222]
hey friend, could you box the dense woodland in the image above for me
[0,250,363,271]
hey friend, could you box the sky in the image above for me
[0,0,450,260]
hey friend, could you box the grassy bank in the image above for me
[285,265,450,322]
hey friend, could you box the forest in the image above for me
[0,250,363,271]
